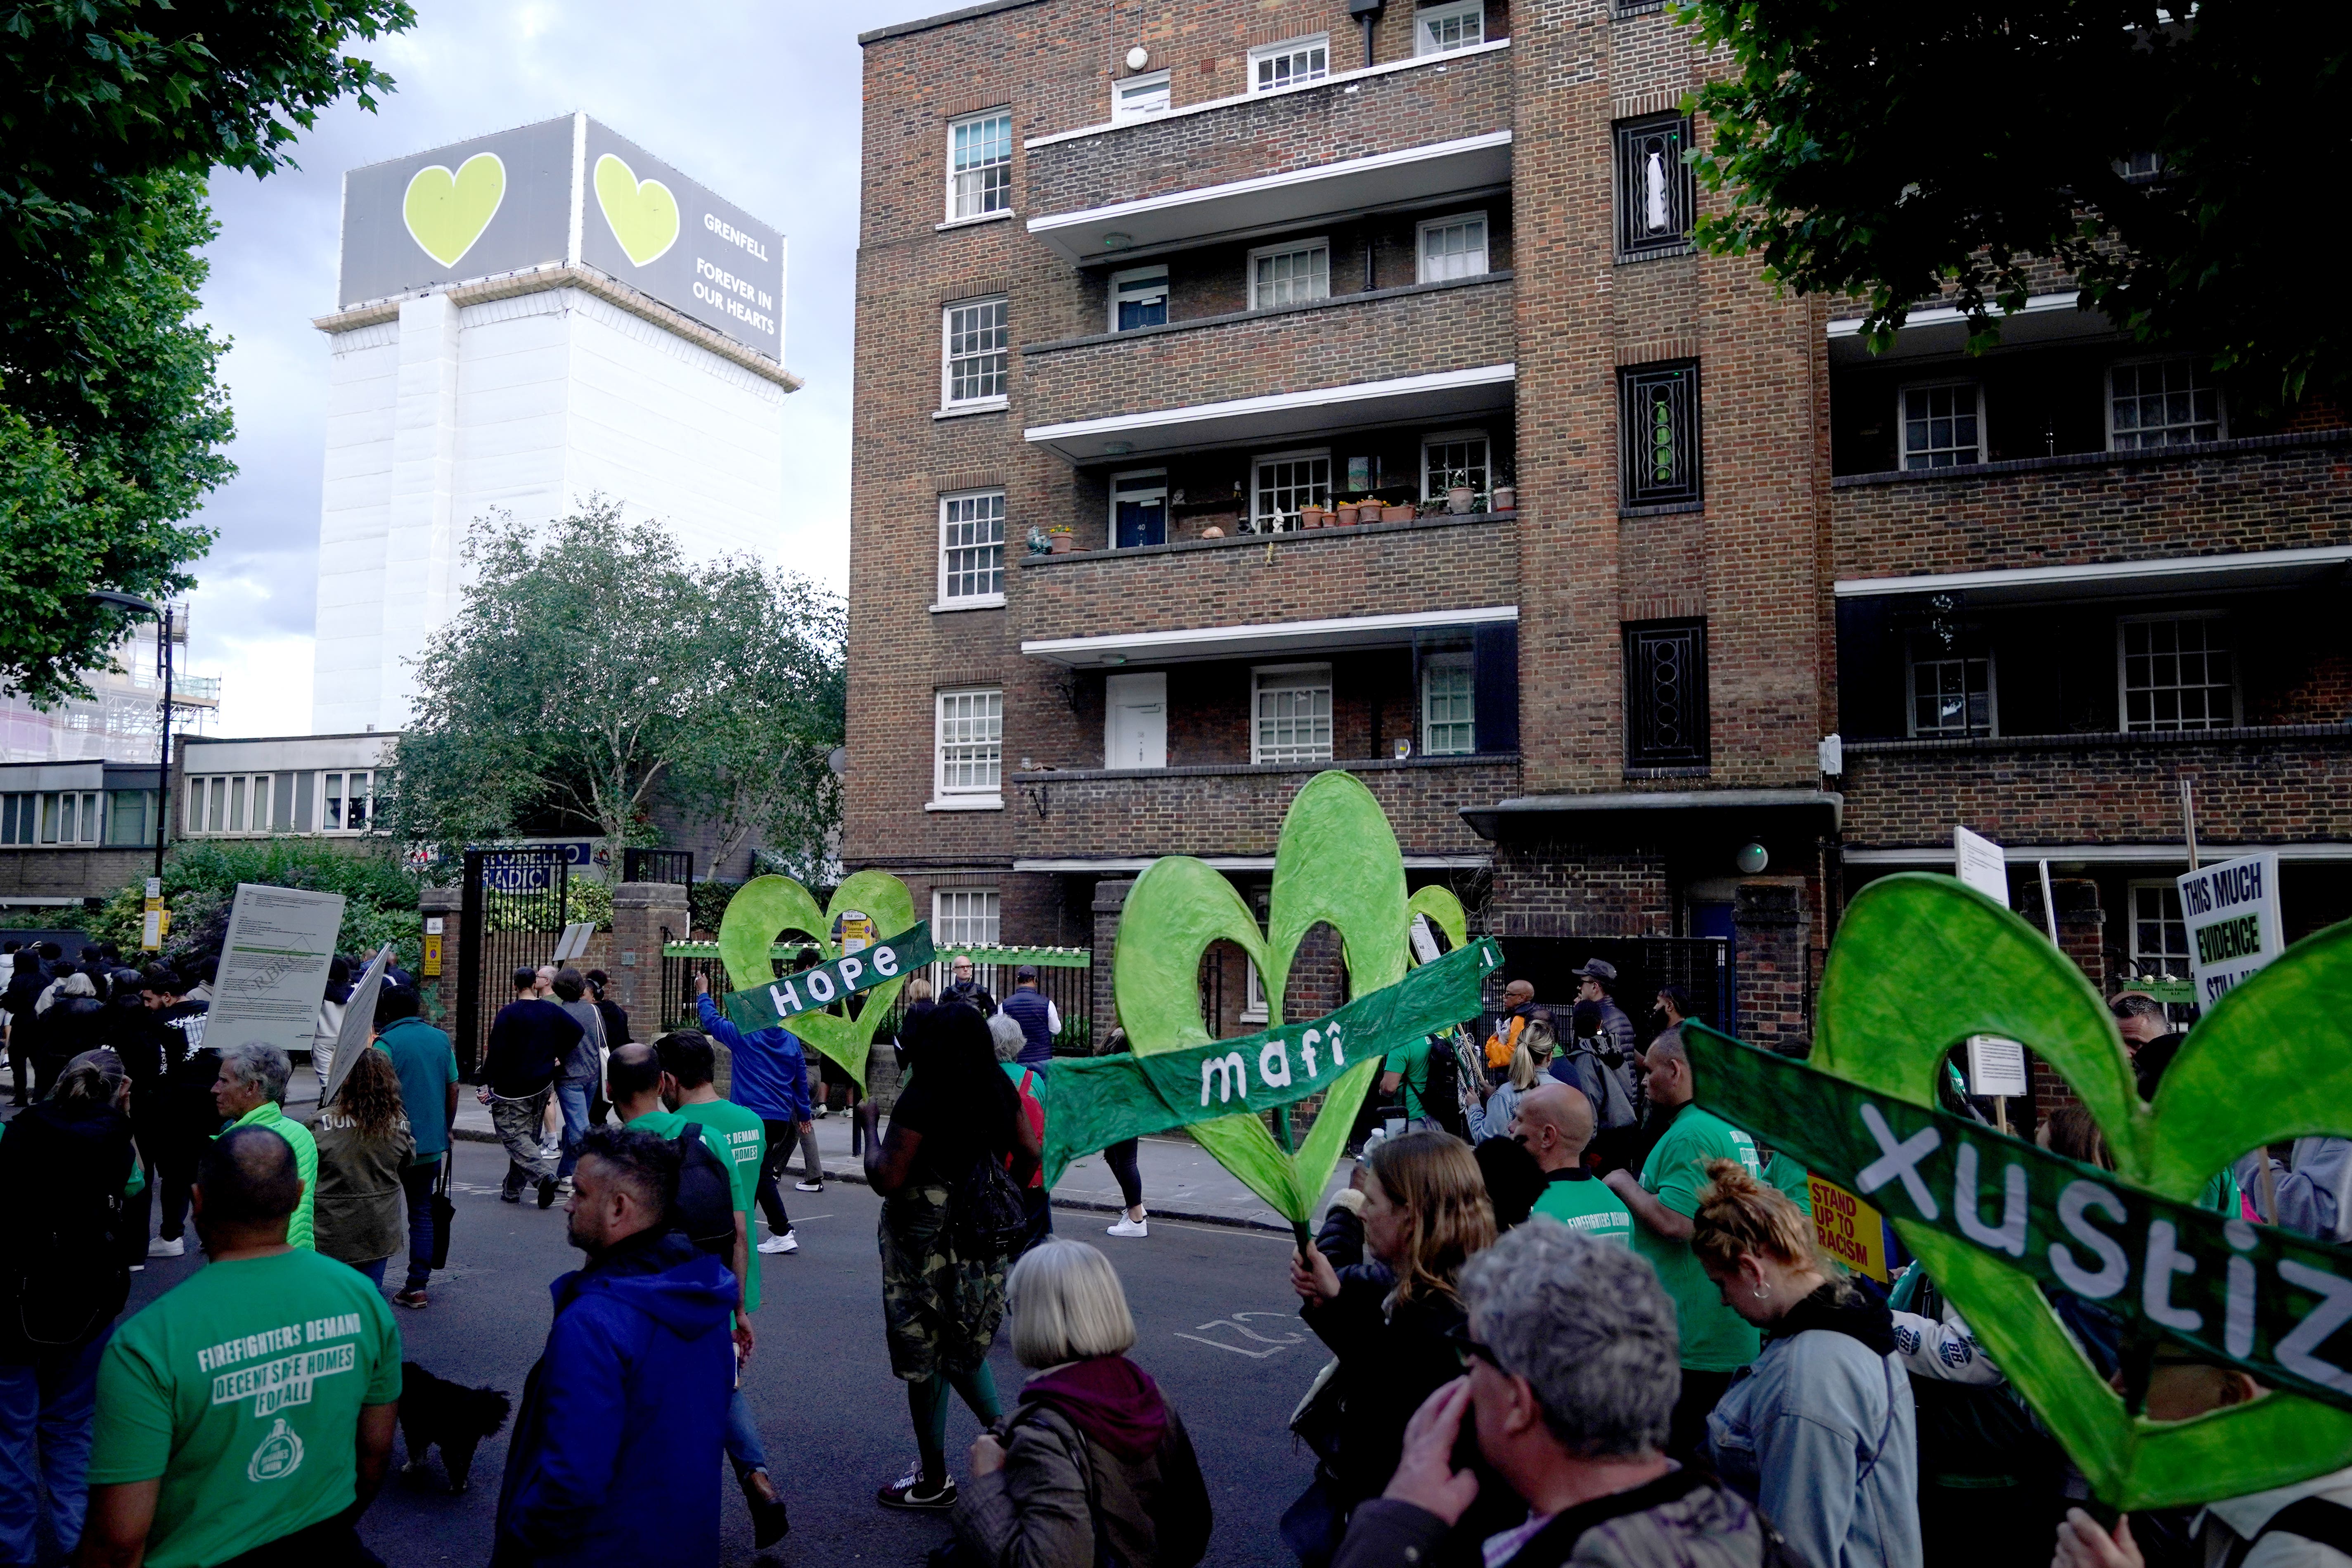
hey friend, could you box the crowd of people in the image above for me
[2,932,2348,1568]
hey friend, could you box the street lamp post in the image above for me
[87,590,172,878]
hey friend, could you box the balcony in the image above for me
[1831,429,2352,583]
[1837,728,2352,855]
[1006,755,1518,865]
[1024,42,1513,256]
[1023,274,1515,462]
[1016,510,1516,653]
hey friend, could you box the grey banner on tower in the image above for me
[578,120,784,360]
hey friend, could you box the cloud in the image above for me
[188,0,902,734]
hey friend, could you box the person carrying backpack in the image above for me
[0,1049,140,1566]
[606,1045,749,1333]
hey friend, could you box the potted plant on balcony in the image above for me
[1299,501,1331,529]
[1047,523,1075,554]
[1379,491,1416,524]
[1492,461,1517,514]
[1441,468,1477,515]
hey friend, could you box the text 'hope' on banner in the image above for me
[720,923,934,1032]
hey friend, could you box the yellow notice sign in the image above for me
[422,933,443,978]
[1808,1174,1890,1281]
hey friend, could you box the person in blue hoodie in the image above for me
[493,1125,736,1568]
[692,972,814,1252]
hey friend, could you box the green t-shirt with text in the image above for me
[87,1249,402,1568]
[1531,1168,1633,1245]
[1633,1104,1762,1373]
[673,1098,765,1314]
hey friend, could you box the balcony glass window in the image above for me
[1900,382,1983,469]
[940,491,1007,603]
[1421,653,1476,755]
[2110,358,2223,449]
[1614,115,1694,258]
[1254,665,1334,765]
[947,111,1013,221]
[1113,71,1171,122]
[936,689,1004,795]
[1624,620,1709,767]
[1417,212,1489,282]
[1906,636,1995,737]
[943,298,1009,407]
[1619,360,1702,508]
[1111,469,1169,549]
[2120,614,2236,732]
[1416,0,1485,54]
[934,888,1000,947]
[1250,36,1328,92]
[1422,431,1490,501]
[1109,267,1168,332]
[1249,241,1329,309]
[1252,449,1331,532]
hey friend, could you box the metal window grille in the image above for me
[1251,453,1331,531]
[1418,216,1487,282]
[1421,436,1489,500]
[622,848,694,884]
[1618,361,1701,508]
[934,889,1001,946]
[1624,620,1710,767]
[1417,0,1484,53]
[1907,640,1994,737]
[945,299,1008,404]
[1251,244,1328,308]
[941,492,1007,599]
[1255,668,1334,765]
[1901,383,1982,469]
[1421,655,1476,755]
[2110,359,2222,449]
[2121,616,2236,732]
[1252,38,1327,91]
[949,112,1013,220]
[937,689,1004,792]
[1614,115,1693,258]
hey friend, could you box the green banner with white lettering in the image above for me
[720,922,934,1033]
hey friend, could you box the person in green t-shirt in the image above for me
[82,1125,401,1568]
[210,1044,317,1251]
[1759,1146,1813,1217]
[1511,1082,1633,1246]
[1602,1029,1762,1463]
[1379,1036,1437,1127]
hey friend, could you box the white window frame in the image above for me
[1107,468,1170,550]
[1897,380,1986,470]
[1415,0,1485,55]
[320,770,372,834]
[937,489,1007,609]
[2106,357,2227,451]
[933,687,1005,807]
[1107,265,1170,333]
[183,775,279,836]
[1420,429,1490,501]
[1112,69,1172,123]
[933,888,1001,948]
[2117,611,2239,733]
[945,109,1014,223]
[1415,210,1489,283]
[1251,447,1332,532]
[1247,238,1331,310]
[1248,35,1329,93]
[940,296,1010,412]
[1252,663,1334,766]
[2125,880,2193,981]
[1904,635,1998,739]
[1420,651,1477,756]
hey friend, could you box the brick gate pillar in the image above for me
[418,883,461,1029]
[1092,879,1134,1037]
[611,881,688,1039]
[1733,877,1812,1054]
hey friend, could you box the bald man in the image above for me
[1483,980,1540,1073]
[1511,1083,1632,1245]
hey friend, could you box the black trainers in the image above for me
[741,1467,791,1546]
[876,1466,956,1511]
[537,1176,559,1209]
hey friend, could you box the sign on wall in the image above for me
[338,114,786,363]
[2176,851,2283,1005]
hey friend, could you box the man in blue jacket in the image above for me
[693,973,814,1251]
[493,1126,735,1567]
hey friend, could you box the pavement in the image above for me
[451,1078,1352,1233]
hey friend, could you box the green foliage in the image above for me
[90,838,422,968]
[380,502,846,876]
[475,876,611,936]
[688,879,742,939]
[1678,1,2351,414]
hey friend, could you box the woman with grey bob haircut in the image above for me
[950,1241,1211,1567]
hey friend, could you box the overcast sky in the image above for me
[188,0,923,735]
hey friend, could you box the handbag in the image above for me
[429,1149,456,1270]
[947,1150,1029,1260]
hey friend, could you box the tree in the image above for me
[1679,1,2352,413]
[88,837,423,968]
[0,0,416,703]
[380,503,847,876]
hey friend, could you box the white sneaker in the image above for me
[794,1179,824,1193]
[812,1104,830,1118]
[757,1231,798,1255]
[147,1235,185,1259]
[1106,1216,1149,1239]
[556,1177,574,1195]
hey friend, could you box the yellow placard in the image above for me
[422,933,443,978]
[1807,1174,1890,1282]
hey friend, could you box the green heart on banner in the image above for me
[715,869,915,1085]
[593,153,680,267]
[1110,770,1472,1225]
[1799,875,2352,1510]
[403,153,505,268]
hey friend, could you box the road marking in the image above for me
[1175,1310,1309,1358]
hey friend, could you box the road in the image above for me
[121,1137,1329,1568]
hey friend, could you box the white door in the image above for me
[1104,673,1168,769]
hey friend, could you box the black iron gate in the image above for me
[1488,934,1734,1042]
[456,846,571,1078]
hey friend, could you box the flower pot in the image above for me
[1299,505,1330,530]
[1446,485,1476,515]
[1331,503,1357,527]
[1049,532,1074,554]
[1200,525,1225,539]
[1380,504,1415,523]
[1493,486,1517,512]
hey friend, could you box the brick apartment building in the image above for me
[845,0,2352,1048]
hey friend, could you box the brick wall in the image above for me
[1488,841,1673,936]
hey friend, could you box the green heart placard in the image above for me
[1805,875,2352,1509]
[594,153,680,267]
[403,153,505,268]
[1112,770,1469,1224]
[715,869,915,1085]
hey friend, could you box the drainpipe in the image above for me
[1350,0,1384,66]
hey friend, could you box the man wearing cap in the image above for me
[1574,959,1639,1060]
[999,966,1060,1077]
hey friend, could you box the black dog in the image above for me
[398,1361,511,1493]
